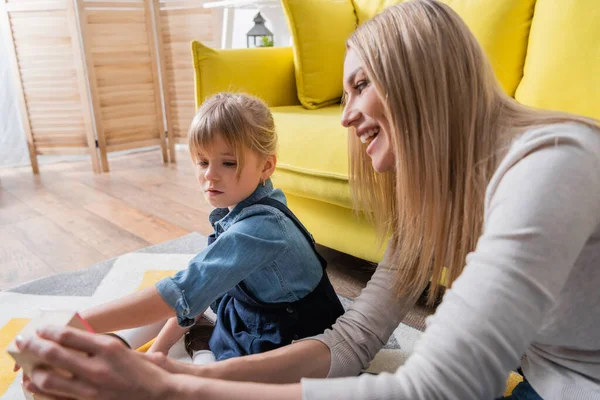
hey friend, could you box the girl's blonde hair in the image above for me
[347,0,599,304]
[188,93,277,175]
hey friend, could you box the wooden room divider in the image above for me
[1,0,221,173]
[76,0,168,172]
[1,0,100,173]
[153,0,222,162]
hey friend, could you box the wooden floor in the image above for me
[0,148,373,297]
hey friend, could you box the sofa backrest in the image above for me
[281,0,356,109]
[513,0,600,121]
[353,0,536,96]
[283,0,600,121]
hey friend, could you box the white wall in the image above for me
[232,9,262,48]
[0,25,92,169]
[230,8,290,49]
[0,27,29,168]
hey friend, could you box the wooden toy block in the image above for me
[7,310,94,399]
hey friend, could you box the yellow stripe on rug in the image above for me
[136,270,179,352]
[0,319,30,397]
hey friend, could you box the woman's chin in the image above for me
[371,158,394,173]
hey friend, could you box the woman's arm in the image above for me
[305,259,422,378]
[161,246,422,383]
[175,379,302,400]
[167,338,332,382]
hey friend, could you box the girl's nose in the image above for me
[204,165,219,181]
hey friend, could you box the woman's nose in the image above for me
[341,103,360,128]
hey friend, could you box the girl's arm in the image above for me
[81,287,175,333]
[80,208,290,339]
[153,208,290,328]
[147,317,188,354]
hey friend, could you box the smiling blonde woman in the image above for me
[16,1,600,399]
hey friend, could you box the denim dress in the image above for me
[156,179,344,360]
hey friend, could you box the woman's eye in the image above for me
[354,80,368,94]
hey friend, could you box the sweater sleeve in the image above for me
[305,242,423,378]
[302,124,600,399]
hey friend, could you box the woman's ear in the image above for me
[261,154,277,180]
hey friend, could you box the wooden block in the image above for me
[7,310,94,378]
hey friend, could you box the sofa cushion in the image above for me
[351,0,401,25]
[191,41,299,108]
[515,0,600,120]
[281,0,357,110]
[273,105,348,179]
[271,105,352,207]
[273,169,352,209]
[351,0,536,96]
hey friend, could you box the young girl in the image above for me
[78,93,345,363]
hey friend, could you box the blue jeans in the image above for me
[499,380,543,400]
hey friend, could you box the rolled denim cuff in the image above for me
[155,277,196,327]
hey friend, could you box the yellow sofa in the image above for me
[192,0,600,263]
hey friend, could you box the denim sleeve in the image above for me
[155,206,289,327]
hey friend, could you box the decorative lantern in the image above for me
[246,12,274,48]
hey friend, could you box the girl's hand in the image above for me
[144,351,210,377]
[145,345,168,355]
[15,326,179,400]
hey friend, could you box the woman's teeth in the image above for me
[360,128,379,144]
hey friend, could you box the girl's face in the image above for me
[194,135,274,210]
[341,48,395,173]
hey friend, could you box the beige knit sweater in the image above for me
[302,123,600,400]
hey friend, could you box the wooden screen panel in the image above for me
[77,0,167,172]
[153,0,222,161]
[1,0,100,173]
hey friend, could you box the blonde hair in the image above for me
[188,93,277,175]
[347,0,599,304]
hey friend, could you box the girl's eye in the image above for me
[197,161,208,167]
[223,161,237,167]
[354,80,368,94]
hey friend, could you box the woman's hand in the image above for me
[15,326,183,400]
[16,325,308,400]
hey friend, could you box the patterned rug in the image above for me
[0,233,424,399]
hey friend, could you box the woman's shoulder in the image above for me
[495,121,600,182]
[511,122,600,158]
[488,121,600,209]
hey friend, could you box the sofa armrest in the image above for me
[192,41,299,108]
